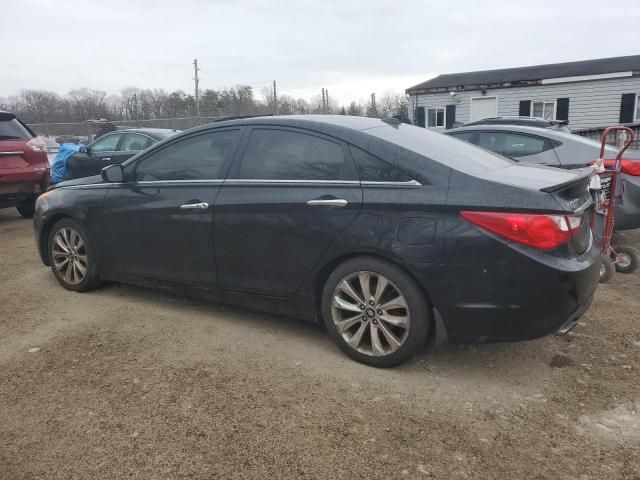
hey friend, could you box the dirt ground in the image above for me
[0,209,639,480]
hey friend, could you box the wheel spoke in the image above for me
[74,259,86,276]
[373,275,388,304]
[346,322,368,349]
[358,272,372,301]
[379,312,410,328]
[380,295,408,312]
[65,261,73,282]
[333,295,362,313]
[69,230,78,250]
[335,314,363,334]
[54,235,70,253]
[53,257,69,269]
[75,234,84,250]
[370,324,386,356]
[75,254,88,265]
[337,279,364,305]
[377,321,402,349]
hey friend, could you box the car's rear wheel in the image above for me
[48,219,100,292]
[321,257,430,367]
[16,199,36,219]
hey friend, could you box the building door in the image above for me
[470,97,497,122]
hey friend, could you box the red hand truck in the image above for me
[592,126,636,282]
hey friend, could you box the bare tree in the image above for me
[68,88,107,120]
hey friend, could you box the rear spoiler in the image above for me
[540,167,593,193]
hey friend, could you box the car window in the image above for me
[446,131,475,143]
[477,132,547,158]
[0,118,33,140]
[349,145,412,182]
[120,133,154,152]
[237,129,351,181]
[135,129,239,181]
[91,134,121,152]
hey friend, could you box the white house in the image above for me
[406,55,640,133]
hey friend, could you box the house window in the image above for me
[531,101,556,120]
[427,107,445,128]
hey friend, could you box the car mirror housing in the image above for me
[79,146,88,154]
[101,164,125,183]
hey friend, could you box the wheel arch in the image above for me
[313,251,437,340]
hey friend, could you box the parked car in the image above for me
[0,111,50,218]
[463,116,572,132]
[66,128,180,179]
[34,116,599,367]
[445,124,640,231]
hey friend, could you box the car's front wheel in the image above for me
[322,257,430,367]
[48,219,101,292]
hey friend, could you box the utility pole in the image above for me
[371,92,377,117]
[193,58,200,124]
[273,80,277,116]
[321,88,326,114]
[326,90,329,114]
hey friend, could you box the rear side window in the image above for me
[349,145,412,182]
[477,132,548,158]
[237,129,352,181]
[120,133,154,151]
[135,129,239,181]
[446,131,475,143]
[0,118,33,140]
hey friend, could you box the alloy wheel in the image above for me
[331,271,411,357]
[52,227,88,285]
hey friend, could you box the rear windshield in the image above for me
[0,118,34,141]
[363,124,513,175]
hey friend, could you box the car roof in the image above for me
[108,127,180,138]
[192,114,390,132]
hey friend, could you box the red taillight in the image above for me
[594,159,640,176]
[460,211,582,250]
[26,137,46,153]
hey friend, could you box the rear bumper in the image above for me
[0,180,44,208]
[411,243,600,344]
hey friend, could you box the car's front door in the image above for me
[214,127,362,296]
[70,133,123,178]
[106,132,156,166]
[102,128,242,287]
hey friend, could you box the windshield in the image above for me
[363,123,514,175]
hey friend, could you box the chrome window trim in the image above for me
[224,179,360,185]
[0,151,25,156]
[361,180,422,187]
[57,178,422,189]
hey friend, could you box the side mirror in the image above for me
[79,146,88,154]
[101,164,125,183]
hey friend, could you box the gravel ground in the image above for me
[1,208,639,479]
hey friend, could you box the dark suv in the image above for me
[0,111,50,218]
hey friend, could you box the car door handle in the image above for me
[306,198,348,208]
[103,157,111,161]
[179,202,209,210]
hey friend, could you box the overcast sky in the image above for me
[2,0,639,105]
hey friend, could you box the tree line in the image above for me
[0,86,409,124]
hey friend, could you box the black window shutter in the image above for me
[620,93,636,123]
[556,98,570,121]
[445,104,456,129]
[519,100,531,116]
[416,106,426,128]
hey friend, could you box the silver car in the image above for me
[446,124,640,231]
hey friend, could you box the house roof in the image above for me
[407,55,640,93]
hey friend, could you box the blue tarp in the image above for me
[51,143,83,183]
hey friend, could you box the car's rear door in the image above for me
[214,126,362,296]
[101,128,242,287]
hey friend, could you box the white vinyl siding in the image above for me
[409,76,640,130]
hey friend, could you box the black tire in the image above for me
[599,255,615,283]
[16,200,36,219]
[321,256,430,368]
[615,245,639,274]
[48,218,101,292]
